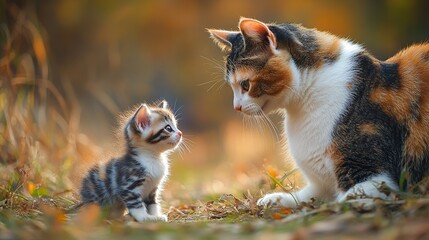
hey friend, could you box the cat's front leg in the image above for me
[336,173,398,202]
[257,184,318,208]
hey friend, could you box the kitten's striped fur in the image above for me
[80,100,182,222]
[209,18,429,208]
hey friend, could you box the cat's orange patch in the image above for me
[249,55,292,97]
[359,123,379,135]
[372,44,429,159]
[392,44,429,160]
[316,32,341,66]
[326,142,343,165]
[233,67,256,84]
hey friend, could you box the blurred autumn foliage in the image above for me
[1,0,429,239]
[1,0,429,228]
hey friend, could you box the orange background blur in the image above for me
[2,0,429,200]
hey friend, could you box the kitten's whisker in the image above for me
[181,140,192,153]
[174,105,184,116]
[182,137,196,145]
[177,146,184,159]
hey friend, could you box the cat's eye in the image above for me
[164,125,173,133]
[240,79,250,92]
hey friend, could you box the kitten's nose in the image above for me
[234,105,242,111]
[178,131,182,138]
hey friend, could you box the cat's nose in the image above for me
[177,131,182,138]
[234,105,242,111]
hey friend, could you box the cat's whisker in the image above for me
[247,103,280,141]
[201,56,226,70]
[258,108,280,142]
[216,81,228,91]
[197,79,222,87]
[206,81,221,92]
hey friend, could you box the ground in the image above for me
[1,172,429,239]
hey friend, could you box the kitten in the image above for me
[208,17,429,208]
[79,100,182,221]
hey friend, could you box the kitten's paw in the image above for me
[257,192,299,208]
[129,208,161,222]
[156,214,168,222]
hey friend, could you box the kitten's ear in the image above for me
[158,100,168,109]
[207,29,239,51]
[134,104,151,130]
[239,17,277,50]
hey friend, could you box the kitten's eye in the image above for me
[240,79,250,92]
[164,125,173,133]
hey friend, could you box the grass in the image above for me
[1,14,429,240]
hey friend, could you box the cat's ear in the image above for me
[134,104,151,130]
[207,29,239,51]
[239,17,277,50]
[158,100,168,109]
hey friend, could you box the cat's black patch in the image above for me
[273,24,320,68]
[333,52,402,190]
[226,34,271,77]
[379,62,400,89]
[332,51,429,191]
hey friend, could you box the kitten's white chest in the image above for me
[136,155,169,198]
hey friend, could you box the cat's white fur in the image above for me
[231,39,398,208]
[336,173,398,202]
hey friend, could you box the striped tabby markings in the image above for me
[146,127,170,144]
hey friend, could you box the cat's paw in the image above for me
[257,192,300,208]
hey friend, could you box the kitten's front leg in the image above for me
[120,190,162,222]
[147,203,167,222]
[145,189,168,222]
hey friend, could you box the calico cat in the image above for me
[208,17,429,208]
[80,100,182,221]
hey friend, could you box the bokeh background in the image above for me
[1,0,429,205]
